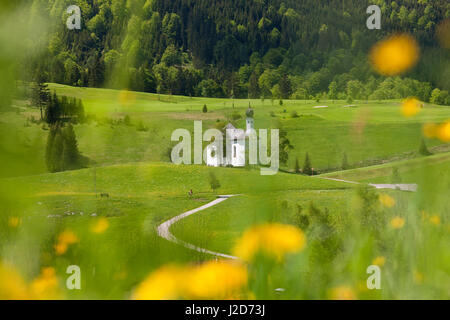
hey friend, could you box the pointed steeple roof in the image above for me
[246,106,254,118]
[224,123,236,130]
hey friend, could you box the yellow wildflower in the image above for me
[132,265,187,300]
[90,217,109,234]
[379,194,396,208]
[54,242,68,255]
[54,230,78,255]
[8,216,21,228]
[372,256,386,267]
[423,123,438,138]
[413,270,424,284]
[186,261,248,299]
[429,215,441,226]
[232,223,306,261]
[58,230,78,245]
[437,121,450,142]
[133,261,248,300]
[0,263,30,300]
[329,286,356,300]
[30,267,62,300]
[369,33,419,76]
[401,98,421,117]
[118,89,136,108]
[390,216,405,229]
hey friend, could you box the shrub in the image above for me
[342,152,349,170]
[346,95,353,104]
[209,171,221,192]
[123,115,131,126]
[137,121,149,132]
[419,138,432,156]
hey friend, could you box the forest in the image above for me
[23,0,450,103]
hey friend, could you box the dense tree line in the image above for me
[31,79,85,124]
[46,92,85,124]
[25,0,450,103]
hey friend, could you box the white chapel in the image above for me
[206,107,255,167]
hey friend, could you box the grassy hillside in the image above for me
[321,151,450,183]
[2,84,449,178]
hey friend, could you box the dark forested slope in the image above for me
[25,0,450,101]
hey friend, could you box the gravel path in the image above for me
[157,195,239,260]
[157,177,417,260]
[319,177,417,191]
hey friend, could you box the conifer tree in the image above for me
[294,157,300,173]
[303,152,313,175]
[62,124,80,170]
[51,129,64,173]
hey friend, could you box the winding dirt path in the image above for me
[157,177,417,260]
[319,177,418,191]
[156,195,239,260]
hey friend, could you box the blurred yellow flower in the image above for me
[58,230,78,244]
[369,34,419,76]
[379,194,396,208]
[329,286,356,300]
[132,265,187,300]
[186,261,248,299]
[429,215,441,226]
[118,89,136,108]
[437,121,450,142]
[390,216,405,229]
[0,263,29,300]
[372,256,386,267]
[133,261,248,300]
[423,123,438,138]
[232,223,306,261]
[54,230,79,255]
[54,242,68,255]
[91,217,109,234]
[401,98,421,117]
[30,267,62,300]
[413,270,424,284]
[8,216,21,228]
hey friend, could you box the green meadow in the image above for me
[4,84,450,177]
[1,84,449,299]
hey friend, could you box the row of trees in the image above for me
[31,79,86,123]
[24,0,450,100]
